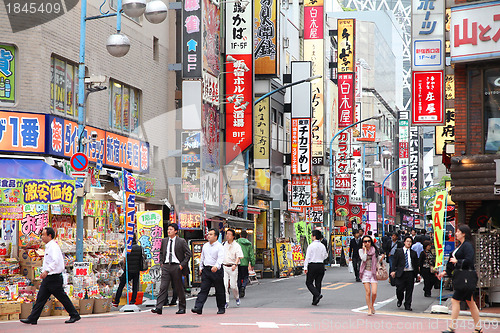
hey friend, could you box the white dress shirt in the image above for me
[304,240,327,270]
[165,236,180,264]
[404,248,413,271]
[200,241,224,270]
[43,240,65,275]
[223,240,244,265]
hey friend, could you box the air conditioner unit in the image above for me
[283,37,290,49]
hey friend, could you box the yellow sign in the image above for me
[337,19,355,73]
[254,98,270,165]
[276,242,292,276]
[254,0,277,75]
[255,169,271,191]
[435,108,455,155]
[432,190,448,269]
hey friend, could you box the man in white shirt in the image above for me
[304,230,328,306]
[191,228,226,315]
[222,229,243,308]
[21,227,80,325]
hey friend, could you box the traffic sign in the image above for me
[71,172,88,178]
[71,153,88,171]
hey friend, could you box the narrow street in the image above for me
[3,267,498,332]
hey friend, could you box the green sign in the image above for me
[0,178,76,205]
[0,44,15,104]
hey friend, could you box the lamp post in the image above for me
[328,114,383,263]
[238,75,322,219]
[381,165,408,238]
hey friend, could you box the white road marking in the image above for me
[221,322,311,328]
[271,276,296,283]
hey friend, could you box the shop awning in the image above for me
[0,159,73,180]
[218,213,254,229]
[235,204,262,215]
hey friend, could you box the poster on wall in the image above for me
[190,239,207,285]
[181,132,201,193]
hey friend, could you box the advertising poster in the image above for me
[0,44,15,104]
[191,240,207,285]
[0,178,75,205]
[137,210,163,284]
[291,242,304,266]
[181,132,201,193]
[276,242,292,277]
[19,204,48,247]
[291,176,312,207]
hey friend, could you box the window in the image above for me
[109,79,141,134]
[110,0,140,23]
[484,68,500,153]
[153,37,159,61]
[50,56,79,118]
[271,108,277,150]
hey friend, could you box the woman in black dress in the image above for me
[437,224,481,333]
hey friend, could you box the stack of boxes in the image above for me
[0,301,21,321]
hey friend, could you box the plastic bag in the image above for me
[348,260,354,273]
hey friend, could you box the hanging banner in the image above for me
[337,19,355,73]
[350,147,362,203]
[254,0,278,75]
[291,118,311,175]
[399,111,410,206]
[412,71,444,125]
[19,204,48,247]
[432,190,447,269]
[348,204,363,227]
[202,104,220,172]
[294,220,307,242]
[137,210,164,284]
[291,176,312,207]
[181,131,201,193]
[409,126,419,208]
[0,178,76,205]
[202,0,220,76]
[254,98,270,168]
[123,170,136,253]
[334,195,349,216]
[338,73,354,127]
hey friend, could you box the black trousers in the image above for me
[28,274,79,322]
[396,271,415,308]
[156,264,186,310]
[306,263,325,299]
[237,265,249,292]
[352,257,361,280]
[114,271,140,304]
[421,267,436,295]
[194,267,225,311]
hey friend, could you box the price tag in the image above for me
[73,262,92,277]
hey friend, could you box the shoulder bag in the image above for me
[376,258,389,281]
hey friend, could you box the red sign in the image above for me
[338,73,354,127]
[357,124,376,142]
[412,71,444,125]
[70,153,88,171]
[304,6,324,39]
[225,54,253,164]
[334,195,349,216]
[399,142,409,158]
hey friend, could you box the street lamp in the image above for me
[381,165,409,238]
[327,114,383,263]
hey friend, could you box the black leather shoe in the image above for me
[151,308,162,315]
[312,294,323,305]
[176,309,186,314]
[217,309,225,314]
[191,307,202,315]
[424,293,431,297]
[65,316,81,324]
[168,301,177,306]
[356,278,362,282]
[405,307,412,311]
[20,319,37,325]
[397,300,402,308]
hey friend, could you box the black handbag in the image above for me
[453,269,477,292]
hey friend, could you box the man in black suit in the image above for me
[348,229,362,282]
[152,223,192,314]
[390,235,420,311]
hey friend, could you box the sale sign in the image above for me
[73,262,92,277]
[432,190,448,270]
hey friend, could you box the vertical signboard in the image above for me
[337,19,355,73]
[409,126,419,208]
[399,111,409,206]
[350,147,362,203]
[291,61,312,118]
[291,176,312,207]
[254,0,278,75]
[334,131,351,189]
[183,0,202,78]
[338,73,354,127]
[303,0,324,165]
[435,108,455,155]
[0,44,15,104]
[411,0,445,71]
[181,132,201,193]
[123,170,136,253]
[202,0,220,76]
[291,118,311,175]
[412,71,444,125]
[254,98,270,169]
[201,104,220,172]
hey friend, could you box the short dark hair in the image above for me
[423,240,431,248]
[209,228,219,238]
[44,227,56,239]
[226,229,236,237]
[457,224,472,241]
[312,230,323,240]
[168,223,179,232]
[403,235,413,243]
[240,230,248,238]
[391,232,398,237]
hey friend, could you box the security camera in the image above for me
[90,131,98,141]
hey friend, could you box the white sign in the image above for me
[350,148,362,203]
[225,1,253,54]
[73,262,92,277]
[451,1,500,62]
[291,118,311,175]
[413,40,443,68]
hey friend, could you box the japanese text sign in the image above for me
[73,262,92,277]
[409,126,420,208]
[254,98,270,168]
[304,6,324,40]
[0,111,45,153]
[19,204,48,247]
[335,132,351,189]
[254,0,278,75]
[399,111,409,206]
[0,44,15,104]
[291,118,311,175]
[183,0,202,77]
[450,1,500,62]
[337,19,355,73]
[338,73,354,127]
[411,0,445,70]
[0,178,75,205]
[225,0,252,54]
[350,148,362,203]
[225,54,253,164]
[105,132,149,173]
[357,124,376,142]
[435,108,455,155]
[137,210,163,283]
[412,71,444,125]
[178,212,202,230]
[291,176,312,207]
[123,170,136,253]
[181,131,201,193]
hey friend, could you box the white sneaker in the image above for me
[236,299,240,306]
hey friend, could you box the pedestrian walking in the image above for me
[419,240,437,297]
[152,223,192,315]
[21,227,80,325]
[304,230,328,306]
[438,224,482,333]
[359,235,385,315]
[112,234,142,307]
[222,229,243,308]
[192,228,226,315]
[385,232,403,272]
[390,235,420,311]
[236,230,255,298]
[411,235,424,258]
[348,229,362,282]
